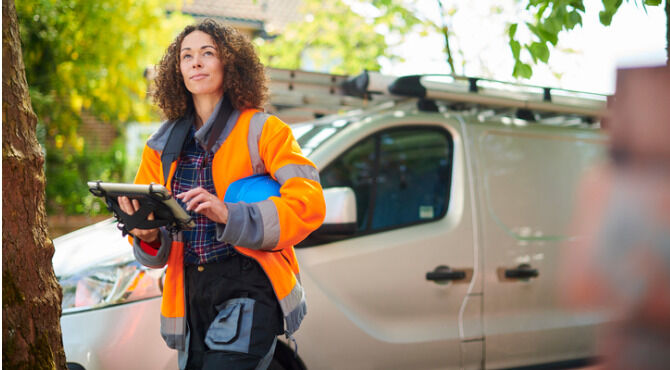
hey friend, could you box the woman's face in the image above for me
[179,30,224,99]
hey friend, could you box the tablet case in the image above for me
[88,181,195,236]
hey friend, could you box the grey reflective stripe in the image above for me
[275,163,320,185]
[248,112,270,174]
[160,315,186,351]
[285,300,307,335]
[257,199,280,250]
[217,202,265,249]
[279,282,307,335]
[278,281,305,314]
[132,228,173,269]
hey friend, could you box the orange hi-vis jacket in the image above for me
[131,104,325,353]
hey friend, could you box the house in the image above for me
[181,0,302,39]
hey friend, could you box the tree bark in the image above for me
[2,0,67,368]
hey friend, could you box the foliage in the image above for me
[255,0,427,75]
[17,0,192,214]
[45,137,127,215]
[508,0,664,78]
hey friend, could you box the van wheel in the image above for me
[271,340,306,370]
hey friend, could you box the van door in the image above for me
[470,124,606,368]
[294,117,482,369]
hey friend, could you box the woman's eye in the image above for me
[182,54,191,60]
[204,51,214,56]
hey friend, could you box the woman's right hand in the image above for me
[118,196,160,243]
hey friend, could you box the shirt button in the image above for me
[197,266,204,272]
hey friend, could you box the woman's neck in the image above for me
[192,92,223,129]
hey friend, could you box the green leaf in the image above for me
[508,23,518,39]
[602,0,622,13]
[526,22,541,37]
[536,3,549,19]
[567,11,582,29]
[510,40,521,59]
[513,61,533,79]
[540,28,559,45]
[543,19,557,35]
[644,0,661,5]
[599,10,613,26]
[529,42,550,63]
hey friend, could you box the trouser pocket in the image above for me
[205,296,279,357]
[205,297,254,352]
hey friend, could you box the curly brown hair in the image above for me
[153,19,268,120]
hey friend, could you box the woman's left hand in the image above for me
[176,187,229,224]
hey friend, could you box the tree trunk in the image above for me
[2,0,67,368]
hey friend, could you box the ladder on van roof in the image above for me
[267,67,609,123]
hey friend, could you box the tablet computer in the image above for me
[88,181,195,233]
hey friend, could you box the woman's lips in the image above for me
[190,74,208,80]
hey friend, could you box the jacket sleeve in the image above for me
[218,115,326,251]
[129,143,173,267]
[132,228,172,268]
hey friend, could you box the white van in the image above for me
[55,70,608,369]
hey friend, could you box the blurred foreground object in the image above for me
[562,65,670,369]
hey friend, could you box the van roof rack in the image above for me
[341,71,609,118]
[266,68,397,122]
[266,67,609,122]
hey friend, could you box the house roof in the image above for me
[181,0,302,33]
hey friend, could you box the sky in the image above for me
[377,0,667,95]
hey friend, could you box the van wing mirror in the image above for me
[323,187,356,225]
[297,187,357,247]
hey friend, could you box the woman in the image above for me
[118,19,325,370]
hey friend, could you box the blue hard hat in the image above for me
[224,174,281,203]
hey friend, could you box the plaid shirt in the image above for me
[172,126,234,265]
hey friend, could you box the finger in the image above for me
[177,187,207,202]
[176,187,199,200]
[195,198,224,213]
[194,201,227,224]
[118,196,133,215]
[148,211,155,221]
[185,194,202,210]
[132,199,141,213]
[194,201,212,214]
[187,193,213,210]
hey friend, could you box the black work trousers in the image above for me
[184,251,284,370]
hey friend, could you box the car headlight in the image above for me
[59,260,163,314]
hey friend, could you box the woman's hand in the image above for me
[118,196,160,243]
[176,187,229,224]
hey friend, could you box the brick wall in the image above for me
[79,111,119,152]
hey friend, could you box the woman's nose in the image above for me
[192,55,202,68]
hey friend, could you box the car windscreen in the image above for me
[293,118,349,156]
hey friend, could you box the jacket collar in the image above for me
[193,96,240,154]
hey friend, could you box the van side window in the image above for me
[320,126,453,236]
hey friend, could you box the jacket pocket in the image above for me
[205,297,255,352]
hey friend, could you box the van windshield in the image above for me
[293,118,349,156]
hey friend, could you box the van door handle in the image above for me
[504,263,539,279]
[426,265,466,282]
